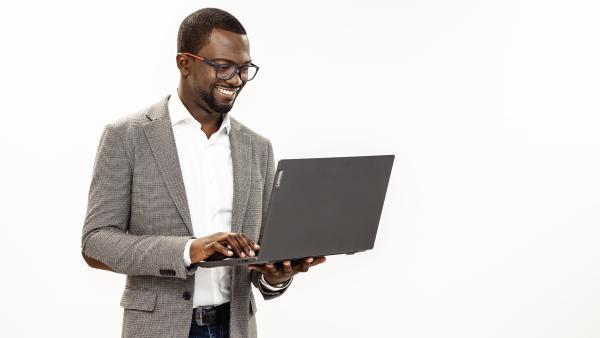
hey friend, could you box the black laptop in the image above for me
[197,155,394,268]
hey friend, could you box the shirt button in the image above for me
[183,291,191,300]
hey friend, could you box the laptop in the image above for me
[197,155,394,268]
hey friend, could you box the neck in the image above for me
[177,86,223,138]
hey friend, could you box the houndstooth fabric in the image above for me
[81,96,286,338]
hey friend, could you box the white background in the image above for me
[1,0,599,337]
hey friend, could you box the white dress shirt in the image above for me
[170,92,234,307]
[169,92,287,308]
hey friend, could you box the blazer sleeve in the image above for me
[251,139,293,298]
[81,124,194,279]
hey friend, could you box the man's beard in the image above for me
[197,83,237,115]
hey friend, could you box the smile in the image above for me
[216,86,237,97]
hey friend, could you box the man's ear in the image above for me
[176,54,191,77]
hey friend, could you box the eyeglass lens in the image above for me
[216,65,258,81]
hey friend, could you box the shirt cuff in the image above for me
[183,239,194,267]
[259,273,293,291]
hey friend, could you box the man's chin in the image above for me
[202,96,234,115]
[210,96,236,114]
[210,103,233,115]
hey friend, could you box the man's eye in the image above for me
[217,64,234,70]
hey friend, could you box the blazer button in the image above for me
[183,291,191,300]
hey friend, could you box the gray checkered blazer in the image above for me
[81,96,287,338]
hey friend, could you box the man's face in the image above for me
[187,28,251,115]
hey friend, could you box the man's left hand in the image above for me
[248,256,326,286]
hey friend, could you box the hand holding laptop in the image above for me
[248,256,326,286]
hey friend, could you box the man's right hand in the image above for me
[189,232,260,263]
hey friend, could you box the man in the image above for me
[81,8,325,338]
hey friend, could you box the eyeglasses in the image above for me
[180,52,259,81]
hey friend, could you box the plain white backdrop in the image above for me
[1,0,599,337]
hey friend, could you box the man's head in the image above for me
[176,8,253,116]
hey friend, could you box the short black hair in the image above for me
[177,8,247,54]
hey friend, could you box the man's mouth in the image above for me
[215,86,238,98]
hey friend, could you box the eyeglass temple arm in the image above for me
[180,52,205,61]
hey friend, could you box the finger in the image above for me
[208,242,234,258]
[296,261,310,273]
[212,232,228,241]
[248,262,269,270]
[288,258,309,273]
[295,257,324,271]
[298,257,314,268]
[225,234,246,258]
[265,262,278,274]
[215,233,236,250]
[236,234,257,257]
[247,265,268,274]
[310,256,326,267]
[282,260,293,274]
[302,257,315,272]
[238,233,257,251]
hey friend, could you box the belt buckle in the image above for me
[195,306,217,326]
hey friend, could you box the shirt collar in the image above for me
[168,90,231,135]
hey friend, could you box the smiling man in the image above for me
[81,8,324,338]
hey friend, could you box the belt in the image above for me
[193,302,230,326]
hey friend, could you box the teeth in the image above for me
[217,87,235,95]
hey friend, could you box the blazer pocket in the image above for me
[120,287,157,312]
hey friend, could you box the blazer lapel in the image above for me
[230,119,252,234]
[142,97,194,236]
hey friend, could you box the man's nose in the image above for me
[225,71,243,87]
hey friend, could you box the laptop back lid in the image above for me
[256,155,394,262]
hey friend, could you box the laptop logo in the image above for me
[275,170,284,188]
